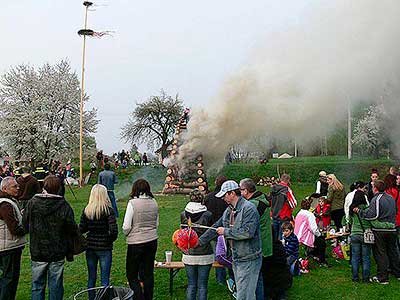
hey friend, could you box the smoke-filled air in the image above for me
[179,0,400,170]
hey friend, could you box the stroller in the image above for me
[73,286,134,300]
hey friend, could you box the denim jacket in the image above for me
[199,196,262,262]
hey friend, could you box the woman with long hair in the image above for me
[123,179,159,300]
[79,184,118,300]
[326,174,345,231]
[384,174,399,201]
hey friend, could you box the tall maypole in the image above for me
[78,1,93,186]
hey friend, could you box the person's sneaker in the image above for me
[226,278,235,293]
[352,278,360,283]
[363,278,373,283]
[300,269,309,274]
[372,276,389,285]
[232,292,237,299]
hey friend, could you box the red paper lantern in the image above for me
[172,228,199,252]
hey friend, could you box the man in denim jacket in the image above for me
[199,180,262,300]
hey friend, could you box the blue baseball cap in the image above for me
[215,180,239,198]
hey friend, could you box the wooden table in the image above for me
[155,261,224,295]
[325,232,350,240]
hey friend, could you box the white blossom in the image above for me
[0,60,98,162]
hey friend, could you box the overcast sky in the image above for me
[1,0,311,154]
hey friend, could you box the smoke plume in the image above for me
[180,0,400,168]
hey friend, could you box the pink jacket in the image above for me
[294,209,321,248]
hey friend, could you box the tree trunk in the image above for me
[373,146,379,159]
[160,143,168,160]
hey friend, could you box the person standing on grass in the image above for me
[240,178,273,300]
[23,175,77,300]
[270,174,297,240]
[326,174,345,231]
[0,177,26,300]
[315,171,329,196]
[354,180,400,284]
[181,189,214,300]
[98,163,119,218]
[123,179,158,300]
[204,175,228,285]
[199,180,262,300]
[79,184,118,300]
[348,190,372,283]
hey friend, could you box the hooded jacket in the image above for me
[181,202,214,264]
[23,193,77,262]
[249,191,273,257]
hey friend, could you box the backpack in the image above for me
[269,187,289,220]
[215,235,232,268]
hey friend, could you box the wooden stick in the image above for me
[180,223,217,231]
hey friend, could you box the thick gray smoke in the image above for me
[179,0,400,168]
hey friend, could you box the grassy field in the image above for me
[16,157,400,300]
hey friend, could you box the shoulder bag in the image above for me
[356,213,374,244]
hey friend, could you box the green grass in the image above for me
[16,157,400,299]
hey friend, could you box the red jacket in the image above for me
[385,188,400,226]
[385,188,400,227]
[314,203,331,229]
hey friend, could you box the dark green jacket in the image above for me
[249,191,273,257]
[327,186,345,211]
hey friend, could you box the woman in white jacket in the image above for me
[123,179,159,300]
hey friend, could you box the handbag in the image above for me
[215,235,232,268]
[356,213,375,244]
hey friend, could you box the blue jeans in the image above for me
[31,260,64,300]
[184,264,212,300]
[215,267,226,284]
[350,234,371,281]
[107,191,118,217]
[255,271,264,300]
[86,250,112,300]
[232,257,262,300]
[272,219,283,240]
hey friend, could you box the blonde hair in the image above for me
[327,174,343,191]
[84,184,112,220]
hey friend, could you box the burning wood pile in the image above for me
[162,110,208,194]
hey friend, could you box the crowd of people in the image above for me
[94,150,150,172]
[1,161,400,300]
[179,169,400,300]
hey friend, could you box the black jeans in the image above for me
[126,240,157,300]
[331,208,344,231]
[372,231,400,282]
[0,248,23,300]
